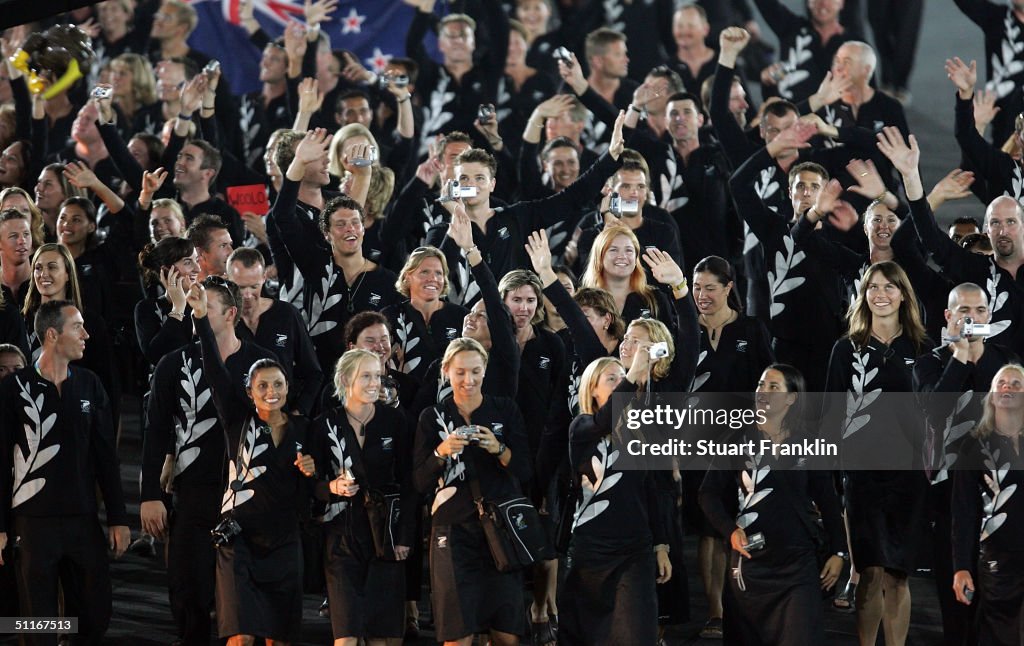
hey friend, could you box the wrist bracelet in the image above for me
[177,113,193,121]
[628,103,643,113]
[433,448,445,460]
[466,245,479,256]
[202,103,215,110]
[672,278,688,292]
[168,310,184,321]
[496,442,507,458]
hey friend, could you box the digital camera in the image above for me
[553,46,572,63]
[743,531,766,552]
[350,145,378,168]
[439,180,478,202]
[609,192,639,217]
[379,72,409,89]
[648,341,669,359]
[204,60,220,75]
[962,316,991,337]
[90,86,112,100]
[210,516,242,548]
[477,103,495,125]
[454,425,481,442]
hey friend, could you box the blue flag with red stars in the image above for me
[188,0,424,96]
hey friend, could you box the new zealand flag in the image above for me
[188,0,424,96]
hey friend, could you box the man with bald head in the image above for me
[822,41,908,136]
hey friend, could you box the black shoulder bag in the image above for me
[466,455,554,572]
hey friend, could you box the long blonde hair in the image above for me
[333,349,380,403]
[975,364,1024,439]
[23,244,84,318]
[846,261,926,353]
[581,225,658,317]
[579,357,624,415]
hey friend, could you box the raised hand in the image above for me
[304,0,340,28]
[283,21,308,62]
[446,202,475,251]
[534,94,575,122]
[186,283,208,319]
[813,178,844,215]
[524,230,557,284]
[293,128,331,166]
[928,169,975,207]
[875,126,920,177]
[766,121,815,158]
[609,110,626,160]
[297,77,324,114]
[63,161,98,190]
[642,248,685,288]
[812,71,853,108]
[973,88,1000,131]
[828,201,860,232]
[718,27,750,66]
[161,267,188,311]
[944,57,977,96]
[179,75,208,115]
[557,52,587,94]
[142,167,168,195]
[340,52,374,84]
[92,83,115,122]
[241,212,268,244]
[78,17,101,39]
[845,159,886,201]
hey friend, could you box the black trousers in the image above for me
[930,484,975,646]
[14,514,111,646]
[867,0,925,92]
[168,484,220,645]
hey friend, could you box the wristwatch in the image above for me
[835,551,849,561]
[496,442,507,458]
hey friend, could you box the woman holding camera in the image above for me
[824,260,931,646]
[699,364,846,645]
[188,282,317,645]
[558,354,673,646]
[413,337,531,646]
[312,348,416,645]
[951,364,1024,646]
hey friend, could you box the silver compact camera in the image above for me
[962,316,991,337]
[379,72,409,89]
[743,531,766,552]
[350,145,378,168]
[204,60,220,75]
[91,86,112,100]
[210,516,242,548]
[454,425,481,442]
[648,341,669,359]
[609,192,639,218]
[553,46,572,63]
[439,180,478,202]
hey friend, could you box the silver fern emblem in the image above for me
[986,14,1024,100]
[985,262,1012,340]
[221,420,269,513]
[11,377,59,507]
[767,235,806,317]
[319,418,352,522]
[307,263,342,338]
[841,350,881,439]
[431,408,466,514]
[173,354,217,477]
[395,311,422,374]
[572,437,622,529]
[980,443,1016,540]
[736,453,773,529]
[776,32,813,99]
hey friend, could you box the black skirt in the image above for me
[429,522,526,640]
[215,527,303,641]
[845,470,928,574]
[559,548,659,646]
[323,521,406,639]
[976,547,1024,646]
[727,547,824,646]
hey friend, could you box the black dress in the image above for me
[700,429,846,646]
[558,408,669,646]
[195,316,313,642]
[413,395,531,641]
[310,404,416,640]
[825,335,930,574]
[951,432,1024,646]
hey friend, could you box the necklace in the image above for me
[701,310,736,343]
[345,260,368,313]
[346,405,374,437]
[871,325,902,346]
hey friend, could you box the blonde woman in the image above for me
[413,337,530,646]
[383,246,468,381]
[328,123,380,180]
[312,348,415,645]
[111,53,158,125]
[824,260,931,646]
[951,364,1024,646]
[558,356,672,645]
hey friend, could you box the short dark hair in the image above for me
[274,130,304,176]
[788,161,829,186]
[439,131,473,159]
[541,136,579,161]
[343,311,392,346]
[35,299,76,341]
[0,207,29,225]
[454,148,497,177]
[227,247,266,270]
[186,214,229,251]
[246,357,288,388]
[129,133,166,170]
[387,57,419,85]
[763,99,799,120]
[60,196,96,224]
[336,89,371,112]
[185,139,222,185]
[138,236,196,286]
[320,195,364,235]
[665,91,705,115]
[952,216,981,228]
